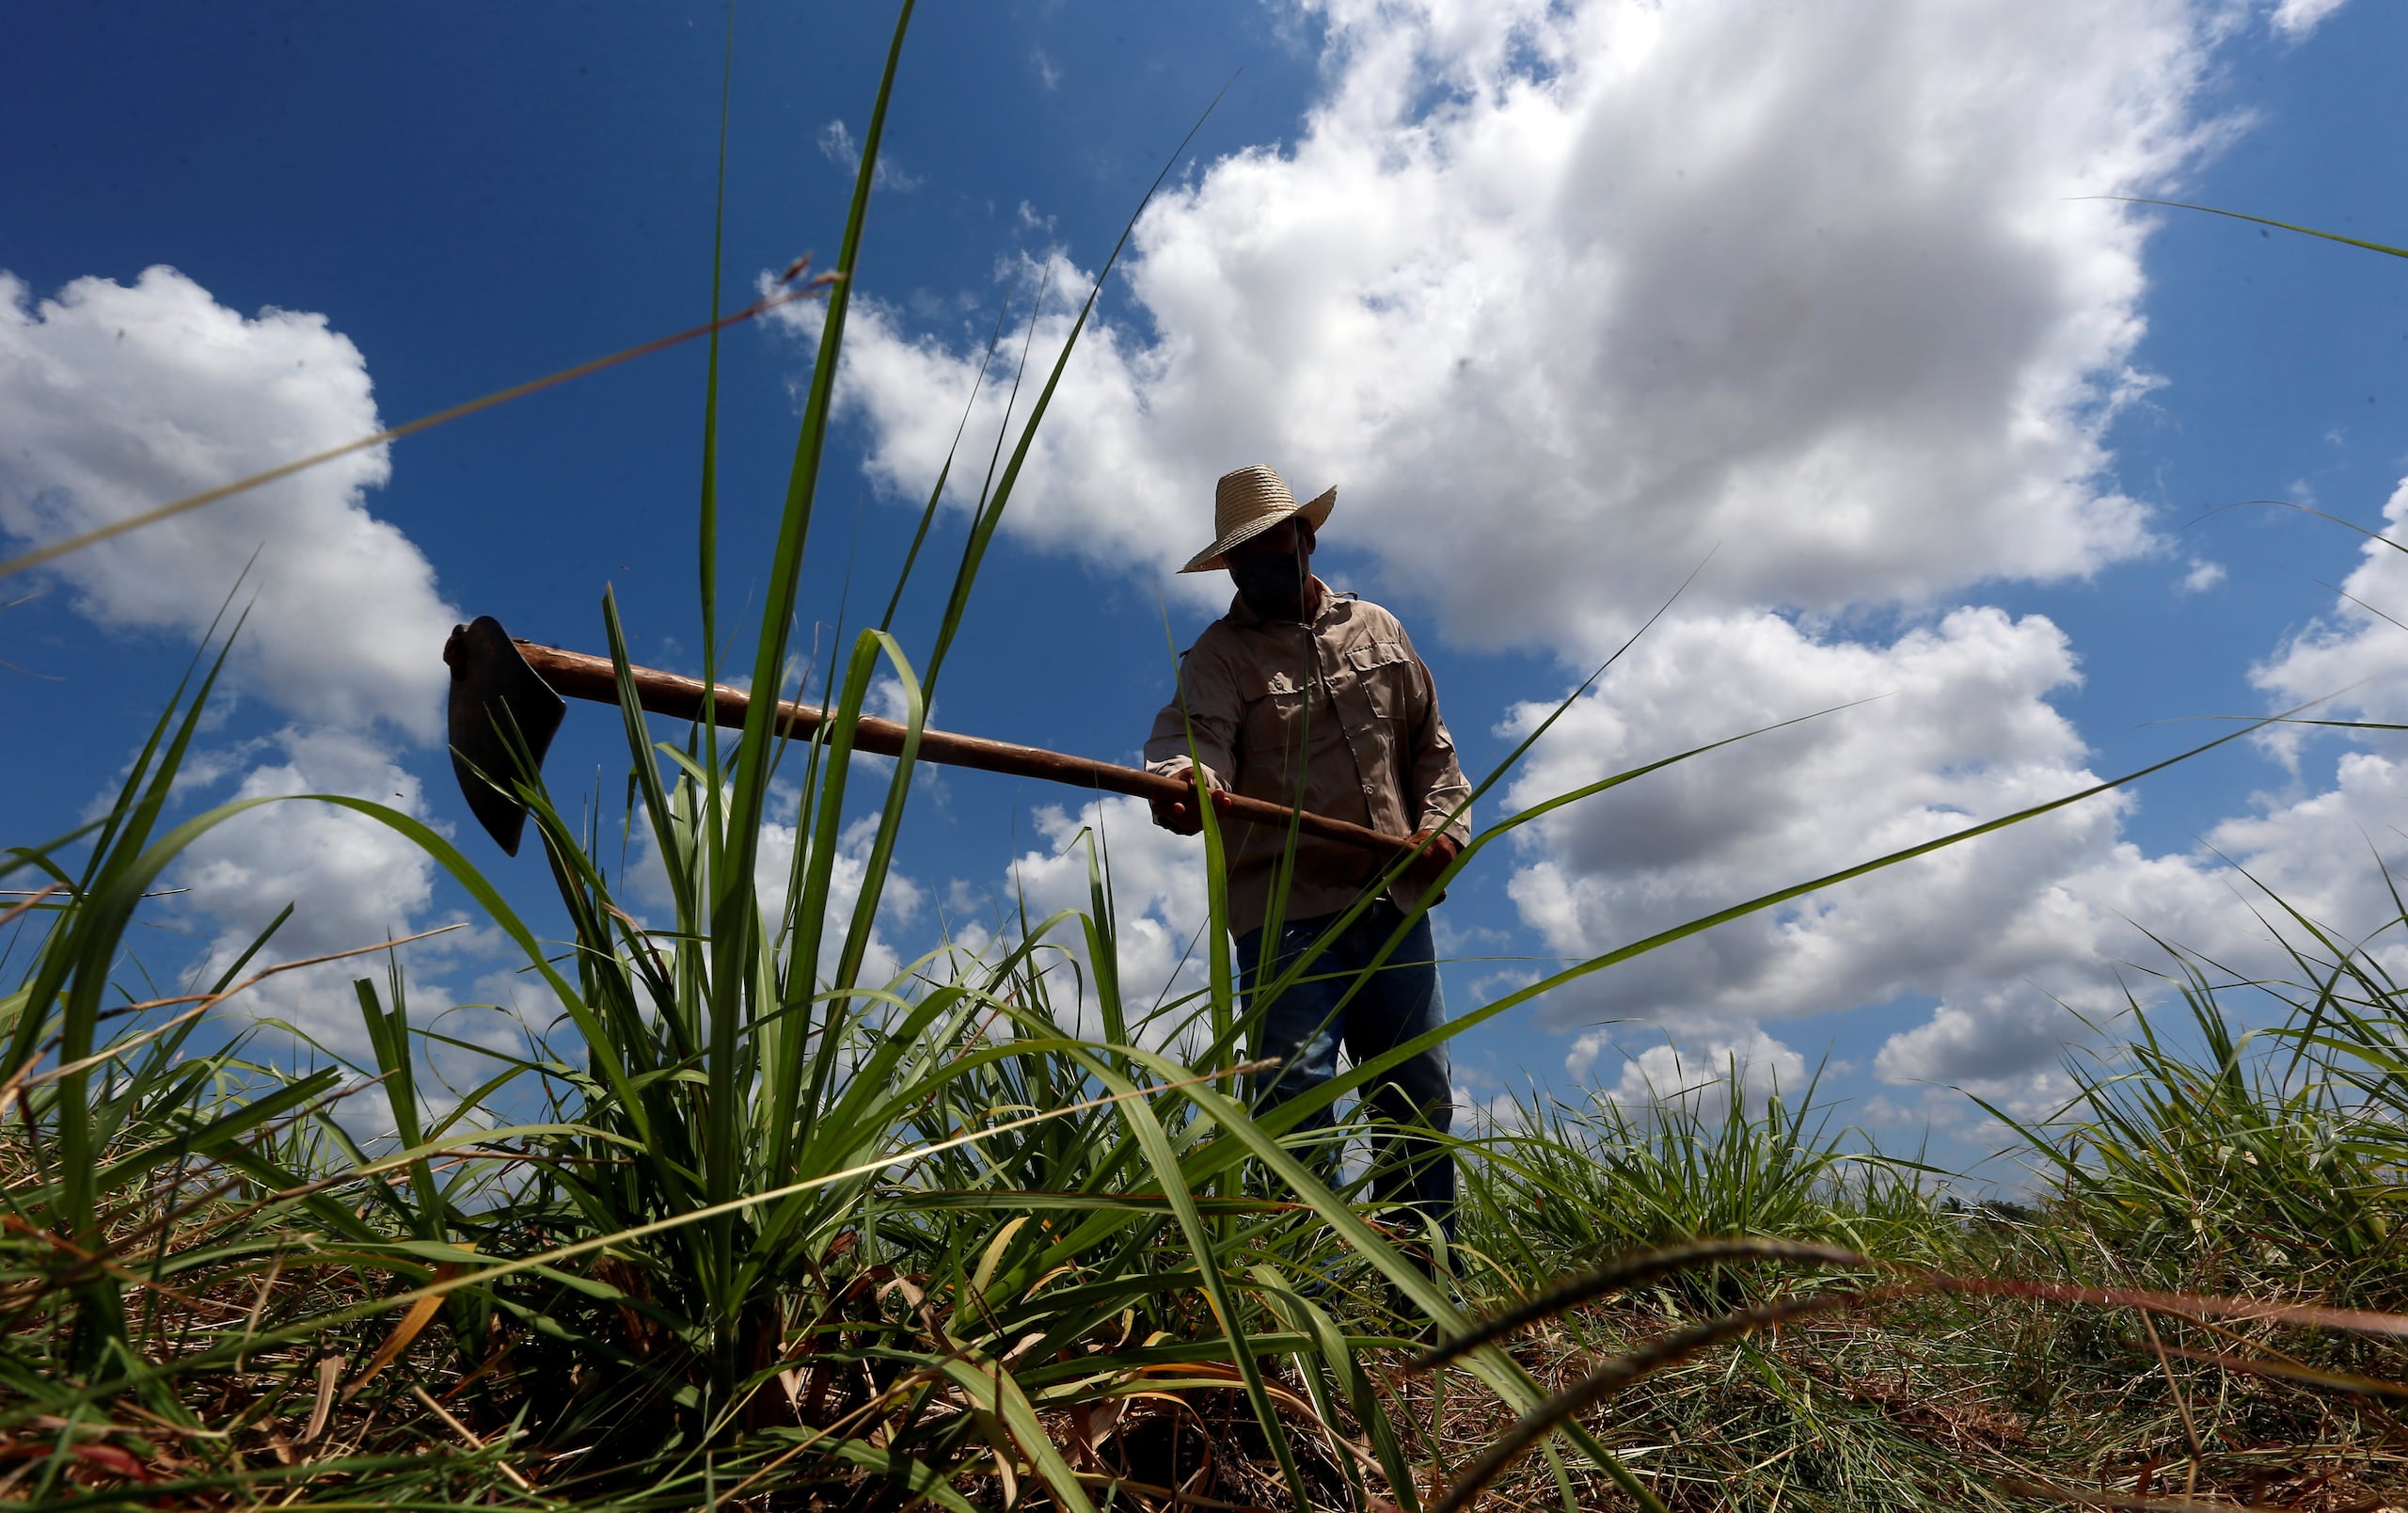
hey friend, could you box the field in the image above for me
[7,8,2408,1509]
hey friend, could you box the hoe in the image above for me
[443,615,1420,862]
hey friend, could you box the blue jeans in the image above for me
[1237,900,1455,1240]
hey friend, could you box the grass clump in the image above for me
[2011,948,2408,1310]
[1468,1064,1949,1275]
[1410,920,2408,1513]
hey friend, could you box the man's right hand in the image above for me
[1150,771,1224,836]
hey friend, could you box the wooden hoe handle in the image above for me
[515,640,1419,862]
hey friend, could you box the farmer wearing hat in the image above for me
[1145,464,1473,1243]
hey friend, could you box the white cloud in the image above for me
[1501,609,2140,1032]
[814,0,2226,657]
[2267,0,2350,40]
[774,812,926,990]
[816,119,921,193]
[0,265,456,740]
[0,265,496,1059]
[626,800,926,994]
[1873,993,2093,1093]
[173,725,450,1048]
[990,795,1217,1048]
[1867,741,2408,1095]
[2196,749,2408,945]
[1489,596,2408,1096]
[2181,557,2227,592]
[2252,476,2408,752]
[1567,1027,1809,1118]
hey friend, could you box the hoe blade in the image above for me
[444,616,566,855]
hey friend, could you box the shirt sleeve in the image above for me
[1144,640,1239,793]
[1397,628,1473,844]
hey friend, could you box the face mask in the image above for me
[1231,546,1307,621]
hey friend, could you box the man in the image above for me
[1145,463,1473,1242]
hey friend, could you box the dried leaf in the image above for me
[299,1353,344,1443]
[343,1262,462,1400]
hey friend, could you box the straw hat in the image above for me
[1179,464,1339,573]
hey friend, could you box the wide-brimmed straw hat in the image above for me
[1179,464,1339,573]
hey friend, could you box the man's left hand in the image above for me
[1402,828,1460,888]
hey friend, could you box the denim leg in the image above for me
[1241,904,1456,1241]
[1238,916,1349,1184]
[1339,906,1456,1242]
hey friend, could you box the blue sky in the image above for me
[7,0,2408,1179]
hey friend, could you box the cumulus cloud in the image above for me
[173,725,451,1048]
[2196,750,2408,946]
[1876,733,2408,1119]
[2242,480,2408,966]
[2252,478,2408,751]
[0,264,485,1051]
[1501,609,2140,1036]
[990,795,1217,1045]
[1491,597,2408,1098]
[1865,742,2408,1099]
[0,265,456,739]
[1566,1026,1809,1118]
[811,0,2225,657]
[626,801,927,994]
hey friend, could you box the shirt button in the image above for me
[1360,783,1373,795]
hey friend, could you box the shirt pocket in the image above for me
[1239,667,1314,761]
[1341,641,1418,723]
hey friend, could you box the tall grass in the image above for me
[1995,951,2408,1308]
[1412,904,2408,1513]
[8,12,2408,1512]
[1464,1065,1952,1312]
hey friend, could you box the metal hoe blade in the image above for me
[443,616,566,856]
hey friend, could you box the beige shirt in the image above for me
[1144,581,1474,940]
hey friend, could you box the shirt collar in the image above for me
[1225,576,1341,630]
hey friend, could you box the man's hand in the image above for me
[1150,770,1227,836]
[1403,828,1461,887]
